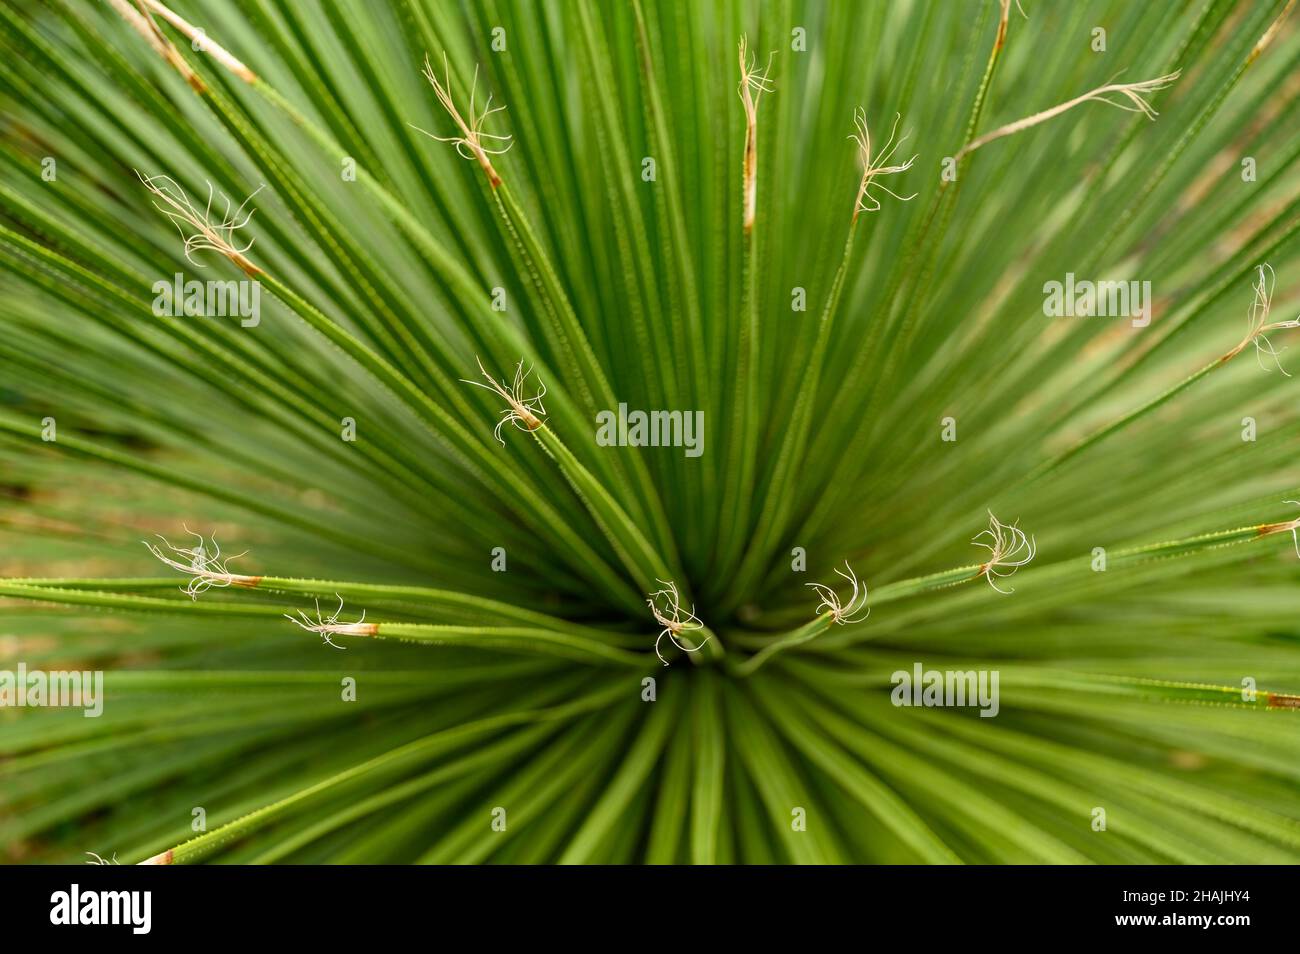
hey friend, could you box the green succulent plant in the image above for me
[2,0,1300,865]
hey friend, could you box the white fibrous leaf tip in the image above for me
[807,562,870,624]
[648,580,708,666]
[972,511,1036,593]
